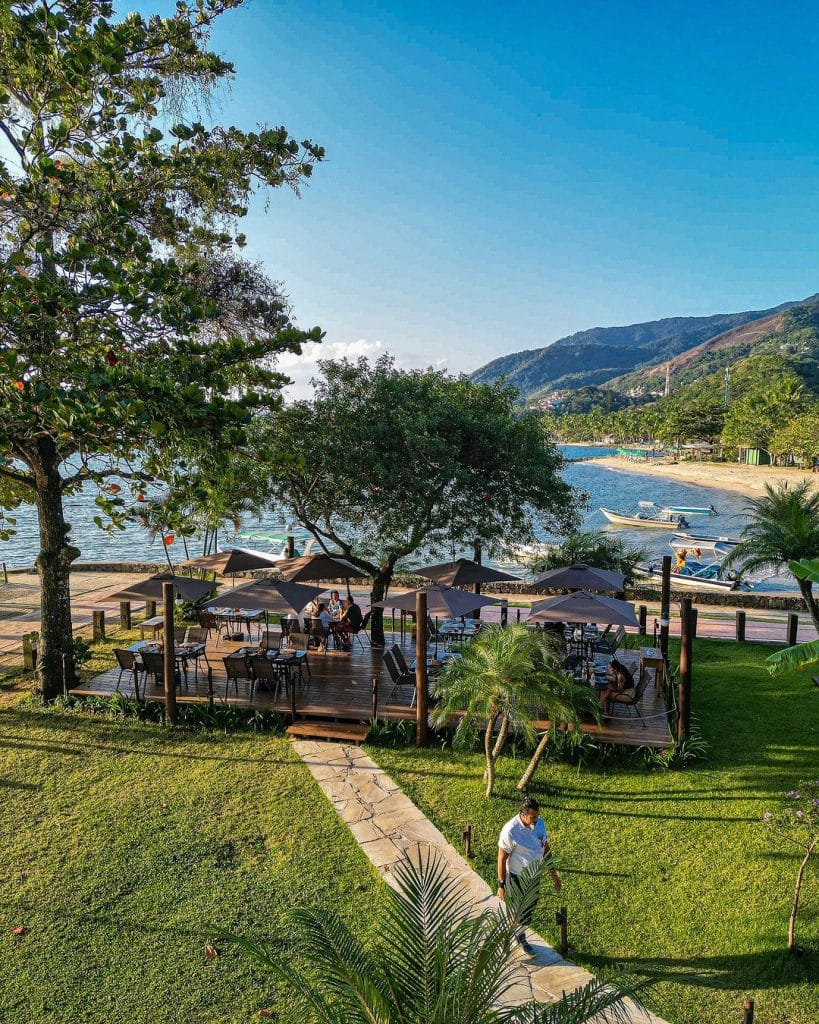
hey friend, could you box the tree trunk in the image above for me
[484,713,497,798]
[796,579,819,634]
[788,838,816,951]
[32,450,79,699]
[517,729,551,792]
[369,567,394,648]
[491,712,510,761]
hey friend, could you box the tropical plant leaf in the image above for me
[766,638,819,675]
[788,558,819,583]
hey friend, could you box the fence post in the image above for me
[2,561,7,584]
[638,605,647,634]
[119,601,132,630]
[162,582,177,726]
[516,608,521,623]
[92,610,105,641]
[743,996,754,1024]
[677,597,692,743]
[787,612,798,646]
[22,632,37,670]
[145,600,157,619]
[690,607,698,639]
[415,591,429,747]
[500,599,508,627]
[372,675,379,720]
[555,906,568,957]
[659,556,672,658]
[736,610,746,643]
[462,823,473,858]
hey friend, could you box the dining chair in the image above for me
[222,654,254,702]
[287,632,311,684]
[113,649,144,698]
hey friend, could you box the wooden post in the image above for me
[555,906,568,957]
[286,531,295,558]
[372,675,379,720]
[743,997,754,1024]
[163,582,178,726]
[500,599,508,627]
[462,823,473,857]
[659,555,672,658]
[207,664,214,706]
[119,601,132,630]
[736,610,746,642]
[472,541,483,619]
[516,608,521,623]
[787,612,799,646]
[690,606,698,639]
[677,597,692,743]
[145,600,156,619]
[22,632,37,671]
[638,604,647,634]
[2,561,7,584]
[92,610,105,641]
[415,591,428,747]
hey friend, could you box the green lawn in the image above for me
[369,639,819,1024]
[0,701,382,1023]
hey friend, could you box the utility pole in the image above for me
[724,367,731,408]
[664,362,671,398]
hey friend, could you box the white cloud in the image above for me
[276,338,385,400]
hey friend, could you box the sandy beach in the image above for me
[584,455,819,498]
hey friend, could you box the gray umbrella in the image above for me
[276,553,367,583]
[411,558,520,587]
[103,573,216,604]
[373,585,499,617]
[208,578,324,616]
[526,591,638,627]
[532,563,626,594]
[180,548,283,575]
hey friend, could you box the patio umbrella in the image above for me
[102,573,216,604]
[373,585,499,618]
[526,591,638,627]
[207,577,324,616]
[180,548,283,576]
[276,553,367,596]
[532,563,625,594]
[411,558,520,587]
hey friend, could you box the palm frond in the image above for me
[509,978,648,1024]
[766,637,819,675]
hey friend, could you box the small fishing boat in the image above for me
[637,560,742,592]
[670,533,739,560]
[639,500,718,517]
[600,507,689,530]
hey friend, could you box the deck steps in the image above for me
[287,720,370,744]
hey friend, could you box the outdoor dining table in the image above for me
[127,640,207,684]
[207,606,264,641]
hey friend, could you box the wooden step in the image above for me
[287,720,370,744]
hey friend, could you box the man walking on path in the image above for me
[497,796,562,956]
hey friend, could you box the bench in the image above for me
[287,721,370,744]
[139,615,165,639]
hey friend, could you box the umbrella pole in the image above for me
[415,591,428,747]
[434,616,439,658]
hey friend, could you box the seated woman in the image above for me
[599,657,635,718]
[327,590,343,620]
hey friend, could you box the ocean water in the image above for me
[0,447,791,591]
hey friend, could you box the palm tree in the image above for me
[725,481,819,630]
[431,625,595,798]
[534,531,646,585]
[228,852,643,1023]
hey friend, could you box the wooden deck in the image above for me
[69,633,672,749]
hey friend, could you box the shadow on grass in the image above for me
[584,947,819,991]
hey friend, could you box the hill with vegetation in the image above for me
[472,297,813,403]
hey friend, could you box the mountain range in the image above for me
[471,295,819,404]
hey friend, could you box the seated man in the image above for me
[599,657,635,718]
[336,596,363,650]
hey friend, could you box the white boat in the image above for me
[600,507,689,530]
[637,560,741,592]
[670,533,739,560]
[233,531,320,559]
[639,500,718,517]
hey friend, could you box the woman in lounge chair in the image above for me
[599,657,635,719]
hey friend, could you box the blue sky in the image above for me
[143,1,819,391]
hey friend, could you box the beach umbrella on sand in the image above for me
[208,578,324,616]
[412,558,520,587]
[526,591,638,627]
[532,563,625,594]
[373,585,499,618]
[102,573,216,604]
[276,553,366,597]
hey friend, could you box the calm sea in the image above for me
[0,446,791,591]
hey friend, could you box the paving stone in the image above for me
[335,799,372,824]
[354,781,394,804]
[305,762,345,781]
[359,836,405,868]
[370,806,426,832]
[347,818,384,843]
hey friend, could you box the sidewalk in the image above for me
[294,740,667,1021]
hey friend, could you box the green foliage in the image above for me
[771,409,819,465]
[254,355,580,643]
[228,852,643,1023]
[0,0,325,696]
[534,530,646,584]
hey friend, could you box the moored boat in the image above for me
[670,532,739,560]
[639,500,718,517]
[636,559,741,592]
[600,507,689,530]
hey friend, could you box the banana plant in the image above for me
[766,559,819,675]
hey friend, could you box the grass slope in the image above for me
[0,703,382,1023]
[370,639,819,1024]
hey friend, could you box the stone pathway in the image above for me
[294,740,668,1022]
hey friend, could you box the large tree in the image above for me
[0,1,323,697]
[255,356,580,645]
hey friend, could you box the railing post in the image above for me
[500,599,508,627]
[145,600,157,619]
[736,610,746,643]
[659,555,672,658]
[690,607,698,639]
[416,591,429,747]
[119,601,132,630]
[638,604,647,634]
[787,612,799,646]
[555,906,568,957]
[162,582,177,726]
[677,597,692,743]
[22,632,37,671]
[92,610,105,641]
[743,996,755,1024]
[372,675,379,720]
[462,823,473,858]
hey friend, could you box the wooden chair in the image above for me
[113,649,144,697]
[222,654,254,702]
[609,666,650,727]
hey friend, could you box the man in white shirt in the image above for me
[497,796,561,956]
